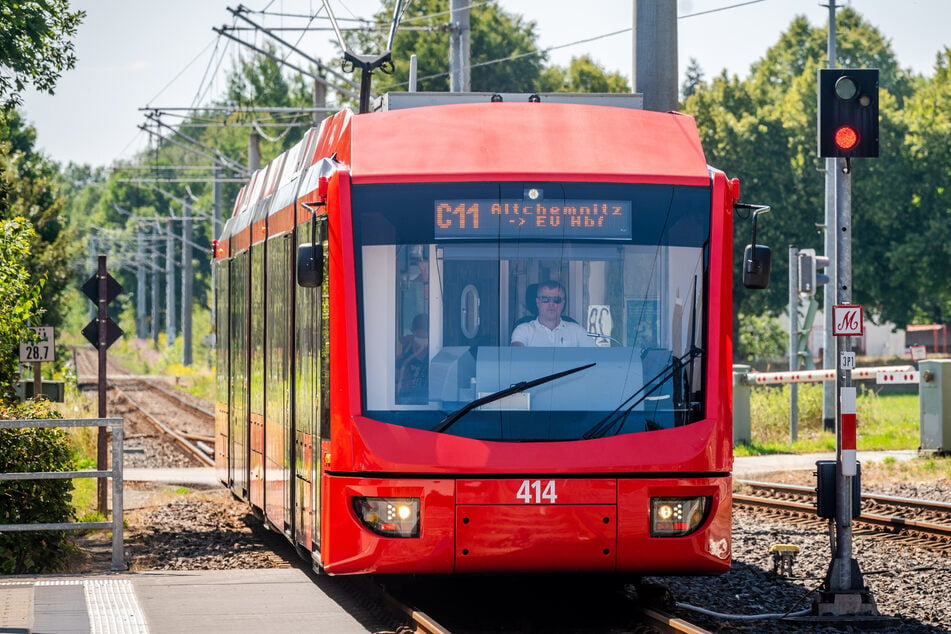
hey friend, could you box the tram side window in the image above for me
[396,246,430,404]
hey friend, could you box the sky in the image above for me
[19,0,951,168]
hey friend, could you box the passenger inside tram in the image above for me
[396,313,429,403]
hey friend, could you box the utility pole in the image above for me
[632,0,678,112]
[449,0,470,92]
[249,131,261,172]
[823,0,839,432]
[150,228,159,346]
[314,77,327,127]
[181,199,193,366]
[165,218,176,347]
[136,231,147,338]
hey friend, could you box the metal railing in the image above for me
[0,417,124,570]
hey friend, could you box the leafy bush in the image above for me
[0,399,76,574]
[0,217,44,402]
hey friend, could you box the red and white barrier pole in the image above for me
[840,386,857,476]
[748,365,913,385]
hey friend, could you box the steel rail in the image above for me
[381,589,452,634]
[125,378,216,420]
[112,384,214,467]
[737,479,951,514]
[734,492,951,540]
[636,606,713,633]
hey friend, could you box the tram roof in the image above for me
[348,102,710,187]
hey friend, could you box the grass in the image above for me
[108,330,216,403]
[61,382,112,520]
[735,383,919,456]
[861,454,951,484]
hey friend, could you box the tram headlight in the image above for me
[650,496,711,537]
[352,497,420,538]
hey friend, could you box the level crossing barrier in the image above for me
[745,365,916,385]
[0,417,124,570]
[732,365,918,446]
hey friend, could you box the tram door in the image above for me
[293,217,325,555]
[442,260,499,346]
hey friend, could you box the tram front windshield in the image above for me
[352,181,711,441]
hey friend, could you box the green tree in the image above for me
[62,47,320,350]
[0,0,85,108]
[352,0,546,93]
[0,110,76,327]
[681,57,705,99]
[886,48,951,326]
[226,43,312,110]
[681,8,914,327]
[539,55,630,93]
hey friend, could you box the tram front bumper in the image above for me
[322,475,730,575]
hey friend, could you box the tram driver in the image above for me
[510,280,596,347]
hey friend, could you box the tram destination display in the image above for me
[434,196,632,239]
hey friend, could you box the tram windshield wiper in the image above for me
[432,362,596,434]
[583,347,703,440]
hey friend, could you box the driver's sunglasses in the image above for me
[538,295,564,304]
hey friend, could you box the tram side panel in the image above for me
[214,254,230,486]
[250,232,270,512]
[292,210,330,557]
[293,218,319,554]
[228,249,250,498]
[263,232,291,534]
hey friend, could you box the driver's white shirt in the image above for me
[510,319,596,347]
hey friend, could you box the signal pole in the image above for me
[816,60,881,617]
[828,157,862,598]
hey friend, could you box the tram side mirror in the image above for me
[742,244,771,290]
[736,203,772,290]
[297,243,323,287]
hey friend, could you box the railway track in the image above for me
[73,345,216,468]
[379,575,712,633]
[111,379,215,466]
[735,479,951,551]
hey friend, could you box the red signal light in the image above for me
[834,125,859,150]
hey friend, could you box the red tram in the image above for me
[214,93,742,575]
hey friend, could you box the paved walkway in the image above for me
[125,467,219,487]
[733,449,917,477]
[0,570,382,634]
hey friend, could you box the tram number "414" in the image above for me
[516,480,558,504]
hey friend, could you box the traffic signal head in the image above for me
[818,68,879,158]
[797,248,830,296]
